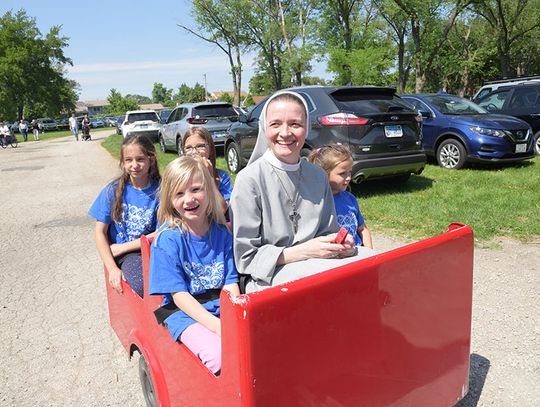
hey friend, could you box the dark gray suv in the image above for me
[224,86,426,182]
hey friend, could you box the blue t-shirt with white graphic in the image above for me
[149,221,239,340]
[333,190,365,246]
[217,169,233,201]
[88,180,160,244]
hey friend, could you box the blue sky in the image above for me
[1,0,267,101]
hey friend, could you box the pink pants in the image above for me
[180,323,221,374]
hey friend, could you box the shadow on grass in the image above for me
[350,174,434,198]
[455,353,491,407]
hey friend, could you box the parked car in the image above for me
[475,82,540,156]
[56,118,69,130]
[224,86,426,182]
[9,121,19,133]
[159,102,238,153]
[36,118,58,132]
[121,110,160,141]
[401,93,535,169]
[159,108,173,124]
[91,117,105,128]
[115,117,123,135]
[472,75,540,103]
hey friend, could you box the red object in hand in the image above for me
[335,227,348,244]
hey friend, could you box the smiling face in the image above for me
[328,158,353,194]
[172,172,209,230]
[183,134,209,159]
[265,98,307,164]
[122,144,153,187]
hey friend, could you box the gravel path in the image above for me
[0,132,538,406]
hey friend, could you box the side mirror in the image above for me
[239,113,247,123]
[419,110,432,119]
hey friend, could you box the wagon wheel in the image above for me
[139,355,157,407]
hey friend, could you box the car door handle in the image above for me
[530,114,540,117]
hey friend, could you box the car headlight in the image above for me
[470,126,510,138]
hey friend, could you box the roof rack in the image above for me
[485,75,540,85]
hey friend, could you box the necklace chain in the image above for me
[271,166,301,233]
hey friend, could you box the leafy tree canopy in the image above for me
[0,9,78,120]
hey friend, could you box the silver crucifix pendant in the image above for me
[289,210,299,233]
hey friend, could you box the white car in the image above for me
[121,110,160,140]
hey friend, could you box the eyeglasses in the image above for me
[184,143,208,154]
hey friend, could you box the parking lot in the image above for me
[0,132,538,406]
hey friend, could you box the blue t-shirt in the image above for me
[149,221,239,340]
[217,169,233,201]
[333,190,365,246]
[88,180,160,244]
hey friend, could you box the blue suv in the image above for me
[401,93,535,169]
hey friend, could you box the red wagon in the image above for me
[105,223,473,407]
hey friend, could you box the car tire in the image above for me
[159,135,167,153]
[226,142,242,173]
[139,355,157,407]
[176,137,183,156]
[437,139,466,169]
[534,131,540,156]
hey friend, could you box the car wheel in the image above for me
[437,139,466,169]
[534,131,540,156]
[159,135,167,153]
[139,355,157,407]
[176,137,183,156]
[226,142,242,173]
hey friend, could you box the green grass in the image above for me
[101,134,540,242]
[352,158,540,242]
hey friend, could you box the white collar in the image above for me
[263,150,301,172]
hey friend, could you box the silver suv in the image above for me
[159,102,238,153]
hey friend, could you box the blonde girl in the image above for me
[89,135,161,297]
[149,156,239,375]
[309,144,373,248]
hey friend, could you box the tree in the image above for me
[125,94,152,104]
[0,9,78,120]
[152,82,173,104]
[182,0,247,106]
[174,83,206,104]
[105,89,139,115]
[469,0,540,77]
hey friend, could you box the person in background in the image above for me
[81,114,91,141]
[0,121,10,146]
[69,112,79,141]
[181,127,232,212]
[309,144,373,249]
[19,119,28,142]
[31,119,40,141]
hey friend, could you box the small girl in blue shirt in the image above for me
[309,144,373,248]
[89,135,161,297]
[149,156,240,375]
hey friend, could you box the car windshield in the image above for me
[193,104,237,119]
[424,95,487,115]
[330,90,415,114]
[128,112,158,122]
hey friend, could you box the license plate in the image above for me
[384,125,403,138]
[515,143,526,153]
